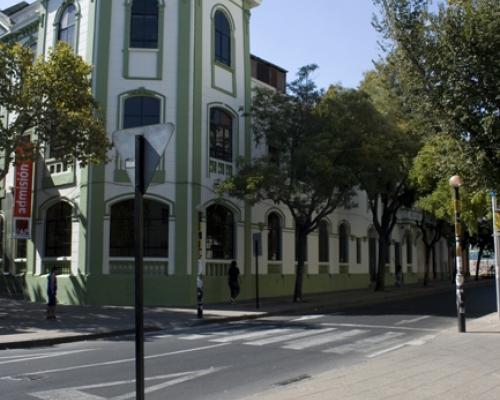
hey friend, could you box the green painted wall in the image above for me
[85,0,112,303]
[174,0,192,277]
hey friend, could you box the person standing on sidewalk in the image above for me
[47,267,58,320]
[228,260,240,304]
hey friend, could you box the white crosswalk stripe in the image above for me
[179,328,248,341]
[324,331,404,354]
[245,327,336,346]
[210,328,294,343]
[171,320,434,358]
[282,329,366,350]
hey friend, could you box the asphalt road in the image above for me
[0,281,496,400]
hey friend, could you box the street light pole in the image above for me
[449,175,466,333]
[491,191,500,319]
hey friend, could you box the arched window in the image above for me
[123,96,161,129]
[338,223,349,263]
[214,10,231,66]
[267,212,282,261]
[206,204,234,259]
[45,202,72,257]
[406,233,412,264]
[130,0,159,49]
[318,220,329,263]
[210,108,233,162]
[58,4,76,48]
[110,199,169,257]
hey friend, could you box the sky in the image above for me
[251,0,382,90]
[0,0,383,89]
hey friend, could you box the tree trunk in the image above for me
[293,228,308,302]
[423,244,431,286]
[375,235,388,291]
[432,245,437,280]
[475,246,484,281]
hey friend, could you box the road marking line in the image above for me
[395,315,431,325]
[366,343,407,358]
[179,328,248,341]
[367,333,438,358]
[321,322,438,332]
[0,349,96,365]
[29,367,225,400]
[211,328,293,343]
[0,343,228,380]
[324,331,404,354]
[282,329,366,350]
[245,328,336,346]
[291,315,325,322]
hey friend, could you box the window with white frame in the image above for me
[110,199,169,257]
[123,95,161,129]
[58,3,77,48]
[210,108,233,162]
[45,202,72,257]
[214,10,231,66]
[267,212,282,261]
[206,204,234,260]
[318,220,329,263]
[130,0,159,49]
[338,223,349,263]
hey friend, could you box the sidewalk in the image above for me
[0,278,492,350]
[242,312,500,400]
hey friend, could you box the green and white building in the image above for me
[0,0,452,306]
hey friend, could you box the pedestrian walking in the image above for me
[46,267,58,320]
[228,260,240,304]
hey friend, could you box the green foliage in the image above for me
[0,41,110,179]
[359,65,420,290]
[411,134,491,233]
[223,65,362,232]
[373,0,500,187]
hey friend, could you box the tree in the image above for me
[0,41,110,180]
[218,66,370,302]
[373,0,500,187]
[411,133,493,281]
[360,67,419,291]
[416,213,444,285]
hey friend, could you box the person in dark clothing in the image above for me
[47,267,58,320]
[228,260,240,304]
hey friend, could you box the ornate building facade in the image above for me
[0,0,452,306]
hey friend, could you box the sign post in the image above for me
[253,232,262,309]
[113,123,174,400]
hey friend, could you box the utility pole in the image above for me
[491,191,500,319]
[450,175,466,333]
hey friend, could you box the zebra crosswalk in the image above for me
[169,321,436,358]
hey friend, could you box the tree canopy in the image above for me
[0,41,110,179]
[360,65,420,290]
[373,0,500,188]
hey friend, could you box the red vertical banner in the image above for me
[13,145,34,239]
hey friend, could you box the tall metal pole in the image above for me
[450,176,466,332]
[135,135,145,400]
[491,192,500,319]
